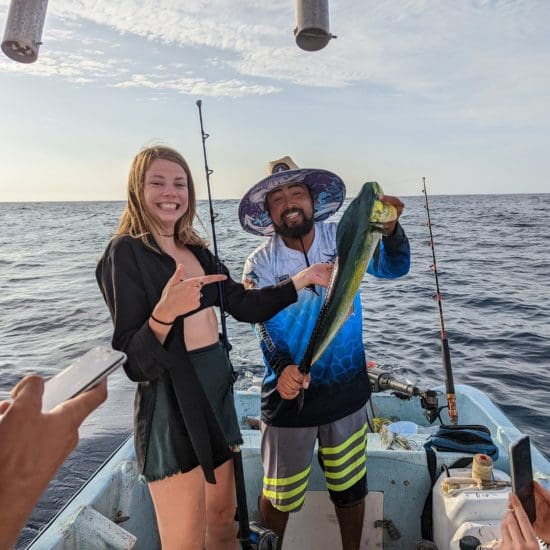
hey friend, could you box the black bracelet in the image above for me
[150,313,175,326]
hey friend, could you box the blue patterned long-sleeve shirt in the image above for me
[242,221,410,427]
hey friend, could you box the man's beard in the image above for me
[273,209,314,239]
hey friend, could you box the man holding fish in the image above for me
[240,156,410,549]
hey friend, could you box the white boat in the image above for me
[27,375,550,550]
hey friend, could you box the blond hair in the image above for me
[116,145,205,248]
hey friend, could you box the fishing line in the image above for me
[422,177,458,425]
[299,236,319,295]
[299,236,311,266]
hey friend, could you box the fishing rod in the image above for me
[196,100,231,354]
[422,177,458,425]
[195,100,277,550]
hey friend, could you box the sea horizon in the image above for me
[1,191,549,205]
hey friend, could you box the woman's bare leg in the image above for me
[205,458,238,549]
[148,466,206,550]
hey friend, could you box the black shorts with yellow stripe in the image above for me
[260,408,368,512]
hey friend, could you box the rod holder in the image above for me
[294,0,335,52]
[2,0,49,63]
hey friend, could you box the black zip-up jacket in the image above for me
[96,235,297,483]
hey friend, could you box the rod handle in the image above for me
[441,338,454,394]
[232,446,251,544]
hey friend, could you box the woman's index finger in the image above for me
[197,274,228,286]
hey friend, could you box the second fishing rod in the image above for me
[422,176,458,425]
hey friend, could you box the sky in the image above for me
[0,0,549,201]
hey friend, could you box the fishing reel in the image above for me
[367,368,443,424]
[240,522,278,550]
[420,389,442,424]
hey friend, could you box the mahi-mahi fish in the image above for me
[296,182,397,409]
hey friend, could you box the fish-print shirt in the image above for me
[242,221,410,427]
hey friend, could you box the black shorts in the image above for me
[142,341,242,483]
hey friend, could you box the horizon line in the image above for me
[1,191,549,204]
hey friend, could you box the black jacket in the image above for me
[96,235,297,483]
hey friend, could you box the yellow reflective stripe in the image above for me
[263,465,311,487]
[272,493,306,512]
[326,466,366,492]
[262,480,309,502]
[320,423,368,456]
[324,454,366,480]
[322,439,365,468]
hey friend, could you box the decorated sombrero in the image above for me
[239,156,346,236]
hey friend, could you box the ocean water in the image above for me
[1,194,549,547]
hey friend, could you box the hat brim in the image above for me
[239,168,346,236]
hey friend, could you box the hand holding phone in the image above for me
[42,346,126,411]
[0,373,110,550]
[510,435,536,523]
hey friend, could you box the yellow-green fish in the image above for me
[299,181,397,375]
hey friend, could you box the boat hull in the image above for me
[28,384,550,549]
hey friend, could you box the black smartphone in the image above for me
[510,435,536,523]
[42,346,126,411]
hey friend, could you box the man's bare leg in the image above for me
[259,494,289,550]
[334,500,365,550]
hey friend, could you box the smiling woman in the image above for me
[118,147,203,248]
[94,144,333,549]
[143,159,189,230]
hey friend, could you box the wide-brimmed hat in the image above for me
[239,155,346,236]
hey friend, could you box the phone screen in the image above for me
[510,436,536,523]
[42,346,126,411]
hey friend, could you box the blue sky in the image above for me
[0,0,548,201]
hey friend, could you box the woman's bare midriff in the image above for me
[184,308,219,351]
[168,244,221,351]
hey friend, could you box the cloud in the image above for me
[0,50,123,83]
[113,73,280,97]
[50,0,285,54]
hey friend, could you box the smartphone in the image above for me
[510,435,536,523]
[42,346,127,411]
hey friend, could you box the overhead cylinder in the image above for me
[2,0,49,63]
[294,0,335,52]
